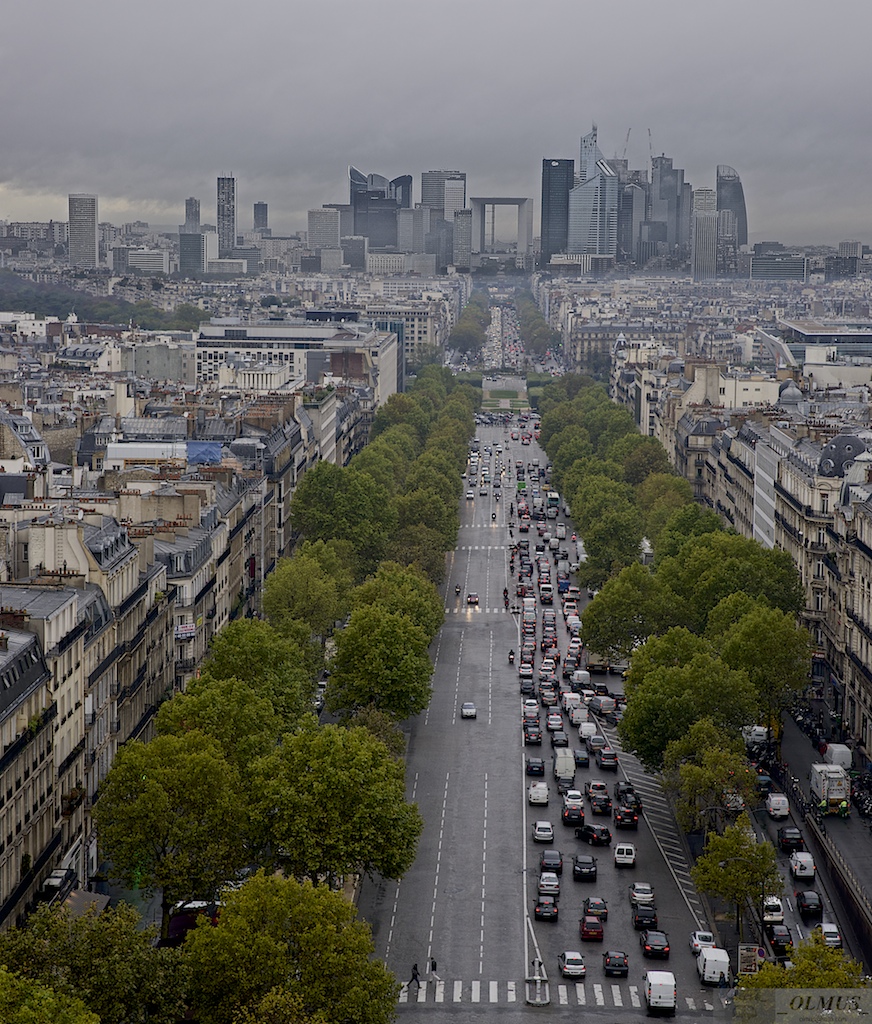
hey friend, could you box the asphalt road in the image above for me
[356,420,726,1020]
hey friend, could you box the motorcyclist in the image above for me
[508,649,515,664]
[503,588,509,600]
[455,584,461,596]
[492,511,497,521]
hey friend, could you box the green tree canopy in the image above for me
[0,966,99,1024]
[738,931,866,990]
[393,486,459,550]
[185,873,398,1024]
[263,552,351,642]
[386,523,449,583]
[93,732,247,939]
[328,605,433,719]
[607,434,673,486]
[654,503,724,562]
[253,721,422,882]
[581,562,674,662]
[352,560,444,640]
[0,903,185,1024]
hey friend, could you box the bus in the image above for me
[546,491,560,518]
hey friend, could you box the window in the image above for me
[820,492,829,513]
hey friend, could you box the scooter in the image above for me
[508,651,515,665]
[455,584,461,596]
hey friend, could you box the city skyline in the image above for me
[0,0,868,244]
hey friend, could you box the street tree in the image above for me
[654,503,724,562]
[607,434,673,486]
[738,930,866,990]
[0,967,98,1024]
[578,503,644,589]
[349,705,407,760]
[370,392,431,444]
[93,732,248,941]
[0,902,186,1024]
[635,473,693,544]
[581,563,674,663]
[386,522,449,583]
[185,872,398,1024]
[328,605,433,719]
[691,814,783,939]
[352,560,444,640]
[253,721,422,883]
[263,551,350,642]
[394,486,459,551]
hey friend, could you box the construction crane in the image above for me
[621,128,632,161]
[647,128,654,177]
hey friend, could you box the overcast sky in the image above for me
[2,0,868,245]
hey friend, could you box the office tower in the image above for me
[253,202,268,231]
[650,156,691,256]
[453,208,473,269]
[839,240,863,259]
[341,236,368,271]
[389,175,413,209]
[716,165,748,248]
[217,176,236,257]
[398,206,431,253]
[578,127,601,184]
[179,231,218,275]
[347,167,411,246]
[421,170,467,221]
[323,204,355,238]
[68,194,99,268]
[717,208,738,276]
[567,133,618,258]
[691,188,718,281]
[183,197,200,234]
[308,208,341,249]
[618,183,646,263]
[540,158,574,264]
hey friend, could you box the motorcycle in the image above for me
[508,651,515,665]
[454,584,461,596]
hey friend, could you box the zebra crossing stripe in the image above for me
[575,982,585,1005]
[417,982,427,1003]
[471,980,480,1003]
[593,983,604,1006]
[507,981,517,1003]
[557,984,568,1005]
[489,981,498,1003]
[630,985,641,1007]
[434,981,444,1003]
[453,980,462,1002]
[612,983,622,1007]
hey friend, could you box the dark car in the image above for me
[795,890,823,919]
[621,791,643,812]
[556,776,574,795]
[562,805,585,827]
[573,747,590,768]
[534,895,559,922]
[640,930,670,959]
[767,924,794,954]
[524,726,543,745]
[519,678,535,695]
[602,950,629,977]
[576,823,612,846]
[778,827,805,853]
[614,781,637,804]
[526,757,545,776]
[572,854,598,881]
[613,806,639,829]
[540,849,563,875]
[632,906,659,930]
[604,709,624,726]
[551,730,569,748]
[582,897,608,920]
[589,793,612,815]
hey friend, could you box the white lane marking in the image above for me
[489,980,498,1002]
[557,984,568,1004]
[507,981,517,1002]
[453,980,462,1002]
[612,983,623,1006]
[435,981,444,1002]
[594,983,604,1005]
[575,982,586,1004]
[471,980,480,1002]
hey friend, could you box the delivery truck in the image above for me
[810,763,850,814]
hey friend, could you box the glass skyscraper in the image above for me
[716,165,747,247]
[217,176,236,257]
[540,158,574,265]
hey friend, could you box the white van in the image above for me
[614,843,636,867]
[697,947,731,986]
[556,523,566,540]
[765,793,789,819]
[823,743,853,770]
[569,705,589,726]
[572,670,591,690]
[578,721,597,741]
[562,691,581,711]
[642,970,676,1016]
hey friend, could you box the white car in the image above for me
[532,820,554,843]
[466,490,474,500]
[538,871,560,896]
[818,922,842,948]
[789,851,816,879]
[460,702,477,719]
[529,782,550,805]
[563,790,584,810]
[629,882,655,906]
[558,951,586,978]
[689,930,716,955]
[763,896,784,924]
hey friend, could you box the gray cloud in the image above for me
[1,0,869,243]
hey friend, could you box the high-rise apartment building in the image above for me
[308,209,341,250]
[253,202,268,231]
[540,158,574,265]
[68,194,99,268]
[716,165,748,248]
[691,188,718,281]
[183,197,200,234]
[179,231,218,275]
[217,176,236,257]
[839,240,863,259]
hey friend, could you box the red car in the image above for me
[580,916,604,941]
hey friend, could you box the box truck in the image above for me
[810,763,850,814]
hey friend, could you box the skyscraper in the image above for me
[540,158,574,265]
[567,132,618,258]
[716,165,747,248]
[183,197,200,234]
[691,188,718,281]
[253,202,268,231]
[308,208,341,250]
[650,156,691,256]
[421,170,467,221]
[452,208,473,269]
[217,176,236,257]
[68,194,98,268]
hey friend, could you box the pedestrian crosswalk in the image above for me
[444,606,513,614]
[397,978,716,1011]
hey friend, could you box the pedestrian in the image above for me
[409,963,421,988]
[718,973,728,990]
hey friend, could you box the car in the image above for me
[602,950,629,977]
[524,726,543,745]
[466,593,479,605]
[519,664,534,681]
[789,851,816,879]
[576,823,612,846]
[767,923,793,954]
[466,490,474,500]
[551,730,569,748]
[584,779,609,799]
[640,930,670,959]
[563,789,584,809]
[562,805,585,827]
[620,791,643,812]
[532,820,554,843]
[573,747,590,768]
[540,849,563,875]
[557,951,586,978]
[613,781,637,804]
[523,698,540,713]
[777,826,805,853]
[526,757,545,776]
[796,890,823,919]
[522,707,540,728]
[613,806,639,829]
[816,923,842,948]
[534,894,559,921]
[460,702,477,719]
[529,782,549,805]
[579,915,604,941]
[572,854,598,881]
[556,776,575,796]
[629,882,655,907]
[479,485,488,496]
[632,905,659,930]
[519,677,535,695]
[589,793,612,815]
[546,712,563,731]
[604,709,624,726]
[538,871,560,897]
[689,930,716,955]
[763,895,784,924]
[585,734,607,754]
[582,897,608,920]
